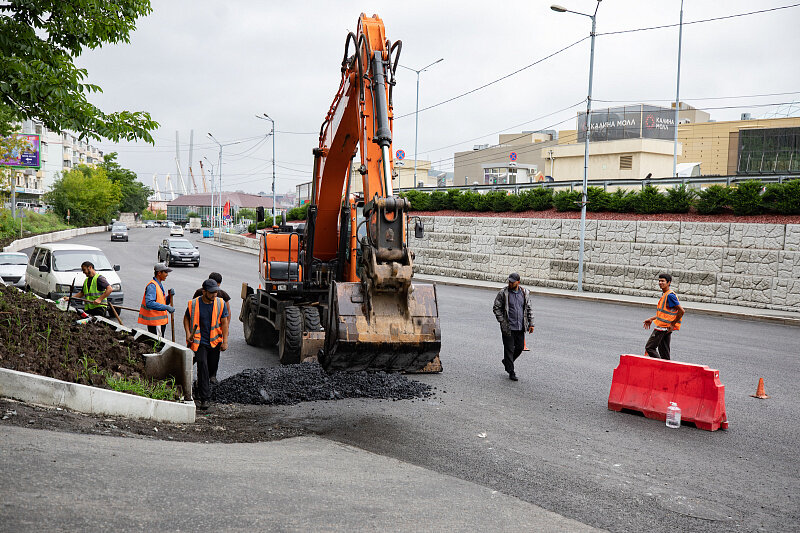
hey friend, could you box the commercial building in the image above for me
[452,103,799,186]
[165,192,276,223]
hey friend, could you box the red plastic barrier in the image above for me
[608,354,728,431]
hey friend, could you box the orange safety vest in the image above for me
[186,296,224,351]
[653,289,681,331]
[138,279,169,326]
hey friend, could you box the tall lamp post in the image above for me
[203,156,215,231]
[256,113,276,222]
[673,0,684,177]
[398,58,443,187]
[552,1,600,292]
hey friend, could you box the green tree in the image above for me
[99,153,152,214]
[45,166,122,226]
[0,0,158,142]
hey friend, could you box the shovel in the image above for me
[167,288,176,341]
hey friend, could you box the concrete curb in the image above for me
[93,315,195,401]
[0,367,195,423]
[3,225,107,252]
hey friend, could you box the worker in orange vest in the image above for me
[183,278,229,410]
[643,273,685,360]
[138,263,175,337]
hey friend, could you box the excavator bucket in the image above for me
[321,281,441,373]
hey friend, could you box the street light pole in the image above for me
[208,133,224,234]
[256,114,277,223]
[673,0,684,177]
[552,1,600,293]
[398,58,443,187]
[203,157,214,231]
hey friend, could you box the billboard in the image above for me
[0,134,41,169]
[578,105,675,143]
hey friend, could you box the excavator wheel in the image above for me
[279,306,303,365]
[243,295,279,347]
[302,307,322,332]
[242,295,266,347]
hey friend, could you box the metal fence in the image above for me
[397,174,799,195]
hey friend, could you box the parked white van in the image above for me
[25,244,124,307]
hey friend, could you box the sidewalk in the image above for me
[200,237,800,327]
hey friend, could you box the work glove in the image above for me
[165,305,175,313]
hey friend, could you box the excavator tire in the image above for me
[302,307,322,332]
[279,306,303,365]
[242,295,266,347]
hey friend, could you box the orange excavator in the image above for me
[240,13,441,373]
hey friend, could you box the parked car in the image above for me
[143,220,155,228]
[0,251,29,288]
[157,238,200,267]
[110,224,129,242]
[25,244,124,306]
[169,224,184,237]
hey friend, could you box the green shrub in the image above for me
[247,217,275,233]
[401,190,430,211]
[728,180,765,216]
[454,190,479,211]
[473,192,492,212]
[607,189,638,212]
[696,185,730,215]
[762,179,800,215]
[287,203,309,221]
[527,187,554,210]
[445,189,463,209]
[553,190,581,211]
[586,187,610,212]
[427,191,449,211]
[665,184,695,213]
[633,185,667,214]
[0,210,71,241]
[486,190,512,212]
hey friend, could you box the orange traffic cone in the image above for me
[750,378,769,399]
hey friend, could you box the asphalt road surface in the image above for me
[13,228,800,532]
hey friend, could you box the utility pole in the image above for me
[256,114,276,222]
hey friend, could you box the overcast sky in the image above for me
[75,0,800,196]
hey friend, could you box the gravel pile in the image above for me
[210,362,434,405]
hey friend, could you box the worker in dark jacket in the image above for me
[493,272,534,381]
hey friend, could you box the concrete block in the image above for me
[673,246,723,272]
[778,251,800,279]
[716,274,772,304]
[528,219,562,239]
[784,224,800,251]
[494,236,530,256]
[636,221,681,244]
[553,239,585,261]
[729,223,785,250]
[721,249,780,277]
[679,222,729,247]
[133,329,195,402]
[587,241,631,264]
[560,219,597,241]
[596,220,637,242]
[500,218,532,237]
[630,243,675,269]
[771,278,800,308]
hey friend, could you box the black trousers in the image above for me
[195,343,221,401]
[502,330,525,375]
[84,307,106,317]
[645,329,672,360]
[147,324,167,337]
[208,348,220,379]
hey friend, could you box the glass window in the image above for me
[52,250,112,272]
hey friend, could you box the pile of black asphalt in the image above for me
[210,362,434,406]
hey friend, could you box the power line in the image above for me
[394,36,590,120]
[598,3,800,36]
[594,90,800,104]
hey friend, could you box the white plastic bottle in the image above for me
[666,402,681,428]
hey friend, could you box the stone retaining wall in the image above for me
[412,217,800,312]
